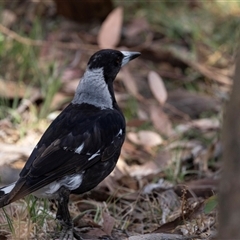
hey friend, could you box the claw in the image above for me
[58,227,83,240]
[59,228,74,240]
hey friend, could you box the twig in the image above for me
[167,46,233,86]
[128,233,192,240]
[0,23,99,51]
[16,90,42,114]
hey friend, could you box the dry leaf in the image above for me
[148,71,167,106]
[129,233,189,240]
[150,104,173,137]
[121,67,142,99]
[102,212,115,236]
[191,118,220,130]
[175,178,218,198]
[167,89,220,118]
[97,7,123,49]
[143,179,174,194]
[129,160,162,178]
[0,79,38,99]
[83,228,107,239]
[2,10,17,27]
[176,118,220,133]
[127,130,163,147]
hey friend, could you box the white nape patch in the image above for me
[1,182,16,194]
[88,149,100,161]
[75,143,84,154]
[33,173,83,199]
[72,67,113,109]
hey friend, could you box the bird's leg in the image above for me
[56,186,73,239]
[56,187,82,240]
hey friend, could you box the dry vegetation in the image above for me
[0,0,239,239]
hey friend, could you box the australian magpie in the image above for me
[0,49,140,239]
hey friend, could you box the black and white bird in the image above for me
[0,49,140,239]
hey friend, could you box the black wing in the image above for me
[7,103,125,202]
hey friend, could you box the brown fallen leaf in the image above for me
[80,228,107,240]
[121,67,143,100]
[128,160,162,178]
[118,175,138,190]
[128,233,191,240]
[97,7,123,49]
[2,10,17,28]
[166,89,220,119]
[127,130,163,147]
[149,104,174,137]
[0,143,34,165]
[102,211,115,236]
[174,178,218,198]
[190,118,220,130]
[0,79,38,99]
[176,118,220,134]
[154,201,203,234]
[148,71,167,106]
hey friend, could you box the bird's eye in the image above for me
[115,58,120,65]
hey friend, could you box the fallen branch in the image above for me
[0,23,99,51]
[128,233,192,240]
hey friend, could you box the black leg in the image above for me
[56,187,72,227]
[56,187,82,240]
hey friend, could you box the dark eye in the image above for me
[115,58,120,65]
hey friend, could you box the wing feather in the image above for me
[7,103,125,202]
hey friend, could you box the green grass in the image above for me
[25,195,53,227]
[2,207,14,234]
[0,196,56,239]
[0,17,62,122]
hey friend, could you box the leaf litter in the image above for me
[0,1,233,239]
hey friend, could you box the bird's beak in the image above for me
[120,51,141,67]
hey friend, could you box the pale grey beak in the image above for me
[121,51,141,67]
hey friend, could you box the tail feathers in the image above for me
[0,182,16,208]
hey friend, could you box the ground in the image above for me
[0,1,238,239]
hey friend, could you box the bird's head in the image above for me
[72,49,140,109]
[87,49,141,82]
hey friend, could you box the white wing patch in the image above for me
[117,129,123,136]
[111,129,123,144]
[33,173,83,199]
[88,149,101,161]
[0,182,16,194]
[75,143,84,154]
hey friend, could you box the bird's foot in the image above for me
[59,226,74,240]
[58,224,83,240]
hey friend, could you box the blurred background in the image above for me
[0,0,239,239]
